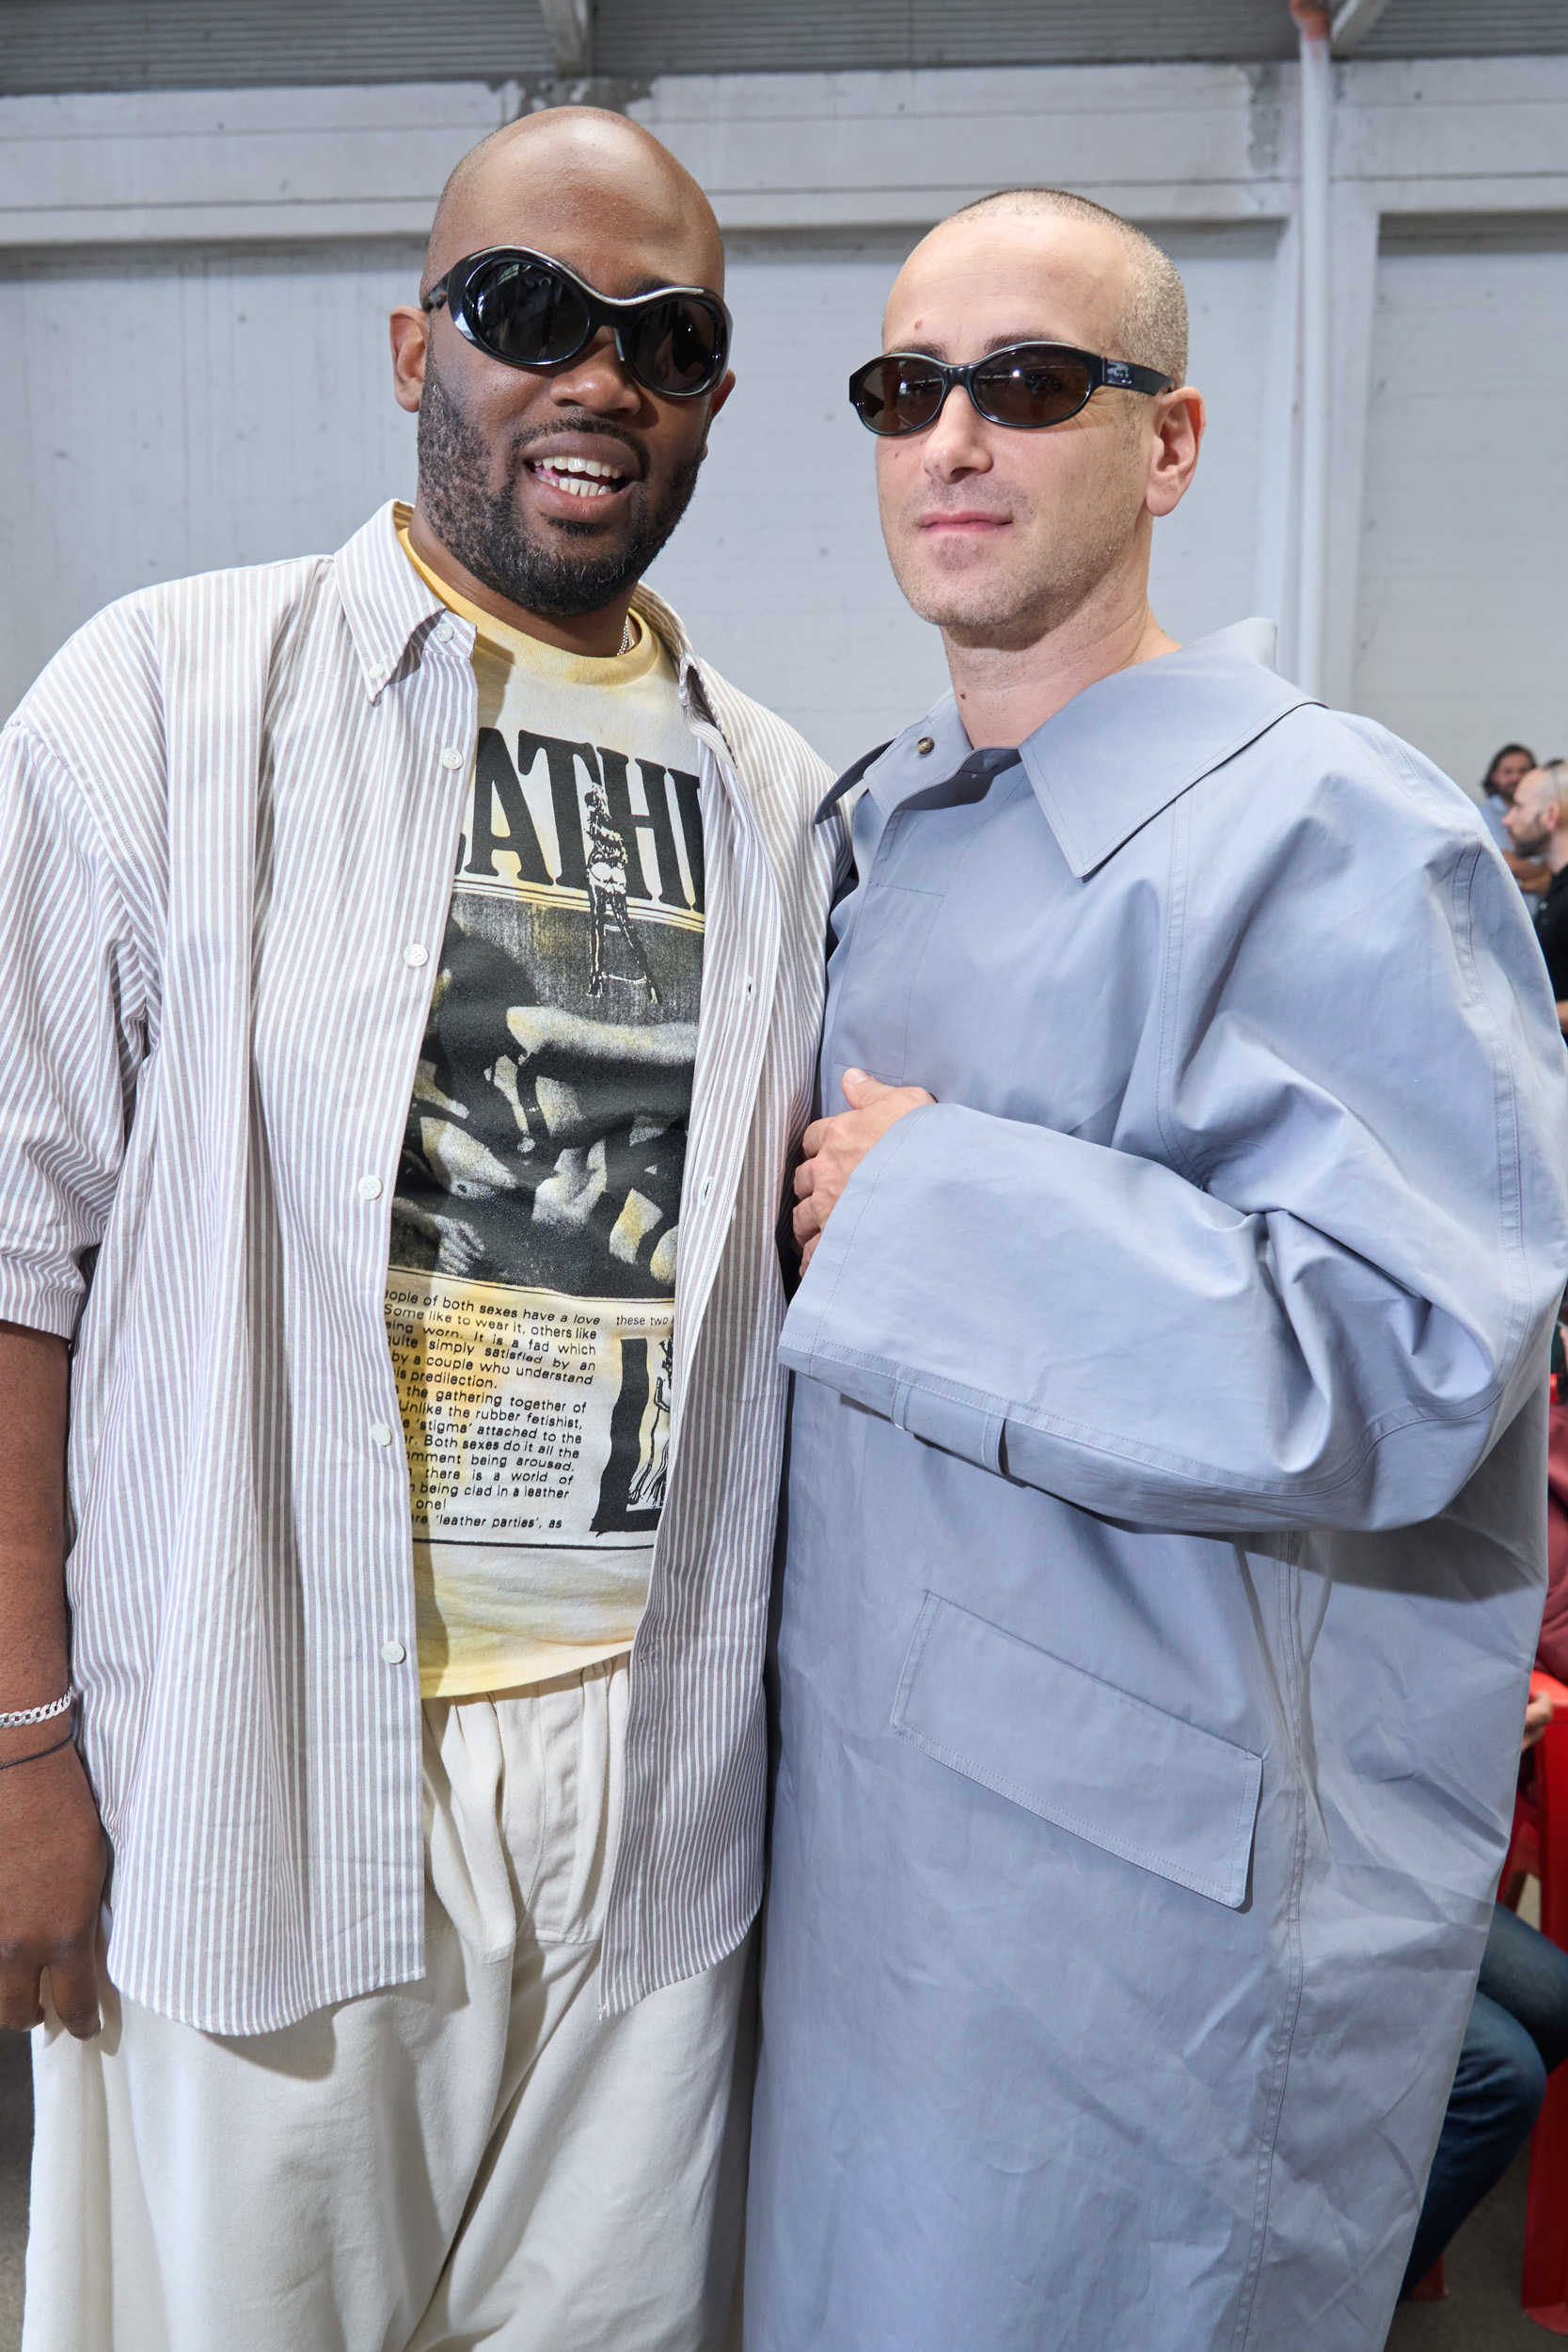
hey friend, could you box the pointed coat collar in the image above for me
[846,621,1317,878]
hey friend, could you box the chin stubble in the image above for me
[415,346,704,621]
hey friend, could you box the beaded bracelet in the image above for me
[0,1690,74,1730]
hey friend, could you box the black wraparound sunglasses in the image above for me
[848,342,1172,436]
[422,246,733,400]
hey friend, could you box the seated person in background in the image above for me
[1481,740,1550,894]
[1402,1685,1568,2298]
[1540,1306,1568,1684]
[1504,760,1568,1028]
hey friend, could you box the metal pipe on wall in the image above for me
[1291,0,1333,699]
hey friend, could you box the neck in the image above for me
[405,502,635,658]
[1546,832,1568,876]
[942,567,1177,751]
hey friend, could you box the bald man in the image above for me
[747,189,1568,2347]
[0,111,839,2351]
[1505,759,1568,1028]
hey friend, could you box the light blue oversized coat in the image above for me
[747,625,1568,2351]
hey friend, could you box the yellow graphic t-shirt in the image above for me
[388,519,703,1696]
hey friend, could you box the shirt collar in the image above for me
[332,502,453,700]
[332,502,721,726]
[830,620,1316,877]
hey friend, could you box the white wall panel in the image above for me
[0,239,422,718]
[1353,233,1568,790]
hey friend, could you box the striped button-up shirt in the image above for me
[0,502,838,2034]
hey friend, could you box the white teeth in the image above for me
[534,454,627,493]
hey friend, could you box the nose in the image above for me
[546,327,643,418]
[920,381,993,483]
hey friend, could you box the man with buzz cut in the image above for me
[1504,757,1568,1030]
[0,107,838,2352]
[745,188,1568,2350]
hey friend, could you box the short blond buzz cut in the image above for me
[946,187,1189,389]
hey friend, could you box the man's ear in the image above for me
[1146,385,1203,519]
[389,306,429,415]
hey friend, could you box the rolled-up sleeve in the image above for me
[0,723,145,1338]
[782,760,1568,1534]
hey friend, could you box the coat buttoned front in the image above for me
[748,623,1568,2351]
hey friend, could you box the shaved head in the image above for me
[1501,761,1568,860]
[867,181,1204,680]
[1514,762,1568,825]
[940,188,1188,388]
[422,108,724,302]
[390,105,734,655]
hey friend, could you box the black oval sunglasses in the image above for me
[422,246,733,401]
[848,342,1172,436]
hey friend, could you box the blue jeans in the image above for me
[1402,1900,1568,2292]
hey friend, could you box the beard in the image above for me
[415,346,704,621]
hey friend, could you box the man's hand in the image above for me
[1506,852,1552,896]
[0,1739,106,2036]
[1525,1688,1556,1751]
[793,1068,934,1273]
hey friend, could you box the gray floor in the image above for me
[0,2029,30,2352]
[1385,2150,1544,2351]
[0,2018,1553,2350]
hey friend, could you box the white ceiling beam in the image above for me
[1331,0,1396,56]
[538,0,591,77]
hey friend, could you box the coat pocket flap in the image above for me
[891,1594,1262,1908]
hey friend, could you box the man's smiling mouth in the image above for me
[529,455,632,501]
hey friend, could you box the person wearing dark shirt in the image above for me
[1505,760,1568,1027]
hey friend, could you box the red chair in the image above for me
[1511,1667,1568,2328]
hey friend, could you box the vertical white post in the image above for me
[1291,1,1333,699]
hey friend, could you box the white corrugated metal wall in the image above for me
[1,61,1565,785]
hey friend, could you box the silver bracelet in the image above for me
[0,1689,74,1729]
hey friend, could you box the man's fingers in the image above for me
[44,1943,101,2040]
[799,1232,820,1273]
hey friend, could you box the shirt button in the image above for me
[357,1174,384,1200]
[439,746,464,770]
[380,1639,406,1665]
[435,619,455,644]
[917,737,935,755]
[403,943,429,968]
[371,1422,394,1448]
[367,660,388,683]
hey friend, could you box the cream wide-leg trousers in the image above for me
[24,1656,752,2352]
